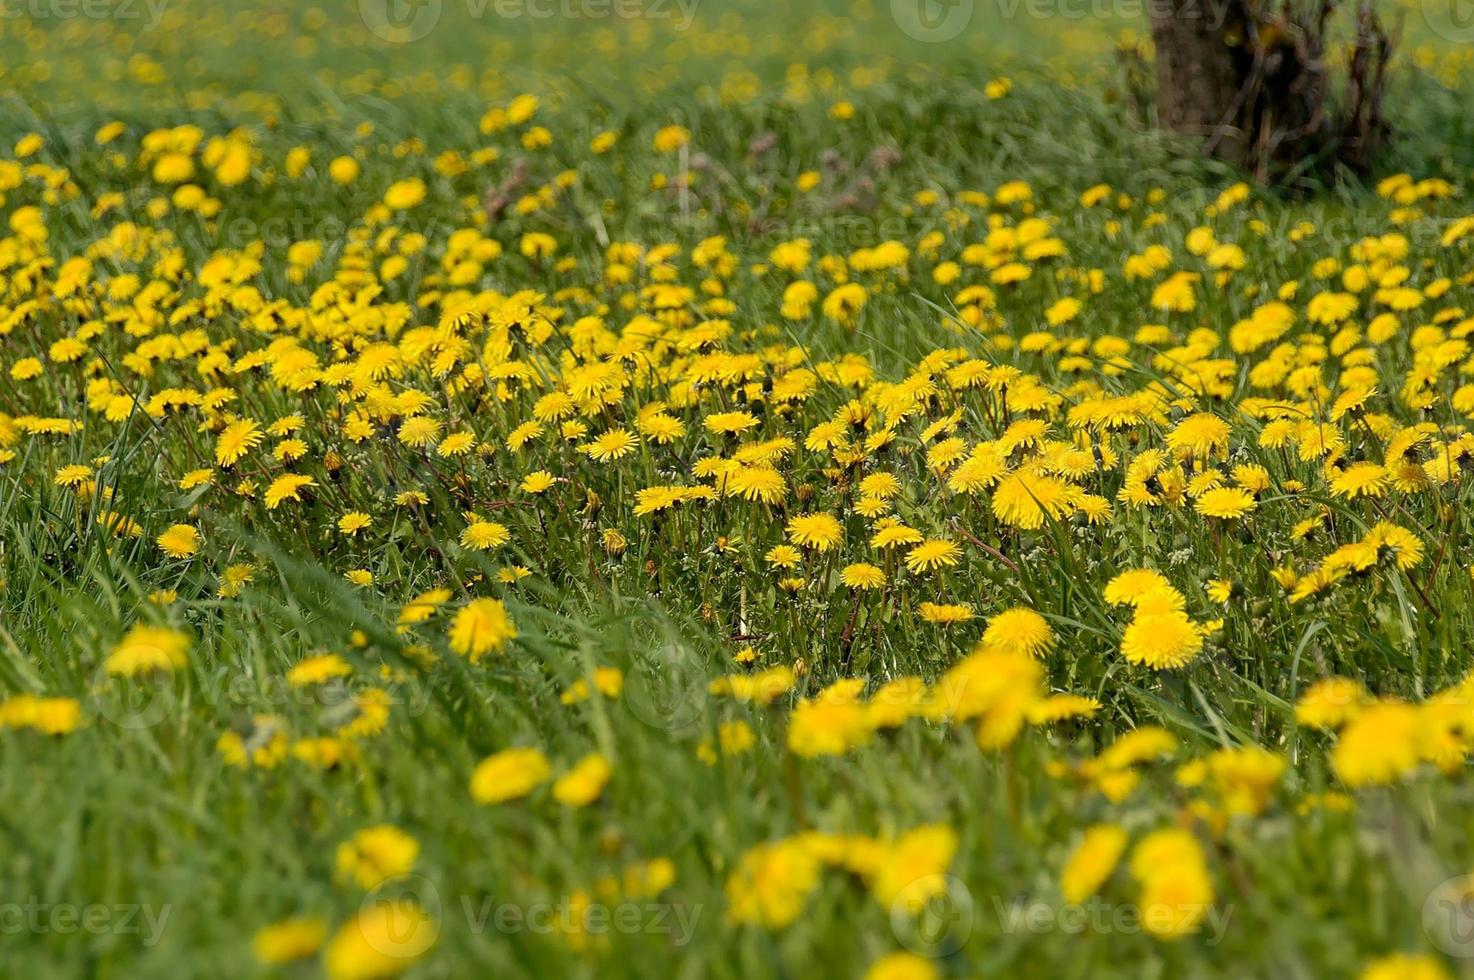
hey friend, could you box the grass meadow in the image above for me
[4,1,1474,977]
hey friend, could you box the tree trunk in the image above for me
[1147,0,1393,183]
[1149,0,1252,167]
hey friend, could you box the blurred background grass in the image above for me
[4,0,1472,184]
[0,0,1468,118]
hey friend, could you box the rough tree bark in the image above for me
[1150,0,1255,168]
[1147,0,1394,183]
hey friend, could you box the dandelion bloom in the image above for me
[704,410,760,435]
[1330,701,1421,787]
[725,838,822,929]
[1103,569,1173,606]
[437,431,476,457]
[323,900,435,980]
[102,624,188,677]
[765,545,802,569]
[871,523,924,549]
[470,746,550,804]
[0,695,82,735]
[1120,611,1202,669]
[709,666,795,704]
[337,512,372,535]
[54,464,92,487]
[1357,954,1452,980]
[383,177,426,210]
[858,472,901,499]
[821,282,867,323]
[460,520,510,550]
[981,607,1054,657]
[786,512,843,551]
[724,464,787,503]
[1129,828,1214,939]
[1203,746,1285,816]
[265,473,316,509]
[1193,487,1256,519]
[1061,823,1128,904]
[214,418,263,466]
[552,752,612,807]
[334,824,420,889]
[840,563,885,590]
[787,695,872,758]
[156,523,199,558]
[1295,677,1368,729]
[1138,859,1214,939]
[864,953,940,980]
[1205,579,1235,603]
[448,599,516,662]
[327,156,359,183]
[992,469,1079,529]
[288,653,353,687]
[251,918,326,965]
[582,428,638,462]
[652,124,690,152]
[917,602,974,625]
[904,539,961,573]
[868,824,958,911]
[1329,461,1388,498]
[398,415,441,448]
[1166,413,1230,460]
[1028,693,1100,724]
